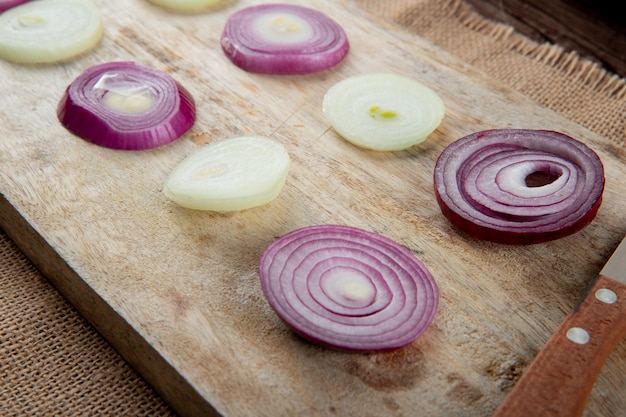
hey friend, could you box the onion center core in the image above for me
[94,72,155,114]
[17,15,45,28]
[368,105,397,120]
[103,91,154,114]
[191,164,229,181]
[525,169,562,187]
[321,267,376,305]
[253,13,314,44]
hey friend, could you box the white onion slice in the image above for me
[434,129,605,244]
[146,0,225,13]
[0,0,102,64]
[163,136,291,212]
[259,225,438,352]
[323,73,445,151]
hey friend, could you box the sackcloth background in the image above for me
[2,0,624,415]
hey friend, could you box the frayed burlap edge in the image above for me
[357,0,626,143]
[0,229,177,417]
[447,0,626,99]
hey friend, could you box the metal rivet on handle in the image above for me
[595,288,618,304]
[566,327,590,345]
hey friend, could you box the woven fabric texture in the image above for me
[0,231,175,416]
[357,0,625,144]
[2,0,624,416]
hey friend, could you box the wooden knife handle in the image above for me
[491,275,626,417]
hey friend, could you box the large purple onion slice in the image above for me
[434,129,605,244]
[259,225,438,352]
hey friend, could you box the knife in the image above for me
[491,235,626,417]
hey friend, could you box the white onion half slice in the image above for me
[0,0,102,64]
[163,136,291,212]
[323,73,445,151]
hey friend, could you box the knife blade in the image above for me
[491,235,626,417]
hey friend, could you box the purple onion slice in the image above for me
[57,61,195,150]
[434,129,605,244]
[220,3,349,74]
[259,225,438,352]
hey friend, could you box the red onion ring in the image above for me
[220,3,349,74]
[259,225,438,352]
[433,129,605,244]
[57,61,195,150]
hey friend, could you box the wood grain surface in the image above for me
[1,1,625,416]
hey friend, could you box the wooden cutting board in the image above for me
[1,1,625,416]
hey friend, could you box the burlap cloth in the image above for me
[2,1,624,415]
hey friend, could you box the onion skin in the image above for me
[434,129,605,245]
[259,225,438,352]
[221,3,349,74]
[57,61,195,150]
[0,0,31,12]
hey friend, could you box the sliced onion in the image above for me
[0,0,32,13]
[259,225,438,352]
[163,136,291,212]
[146,0,225,13]
[433,129,605,244]
[0,0,102,64]
[57,61,196,150]
[323,73,445,151]
[220,3,349,74]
